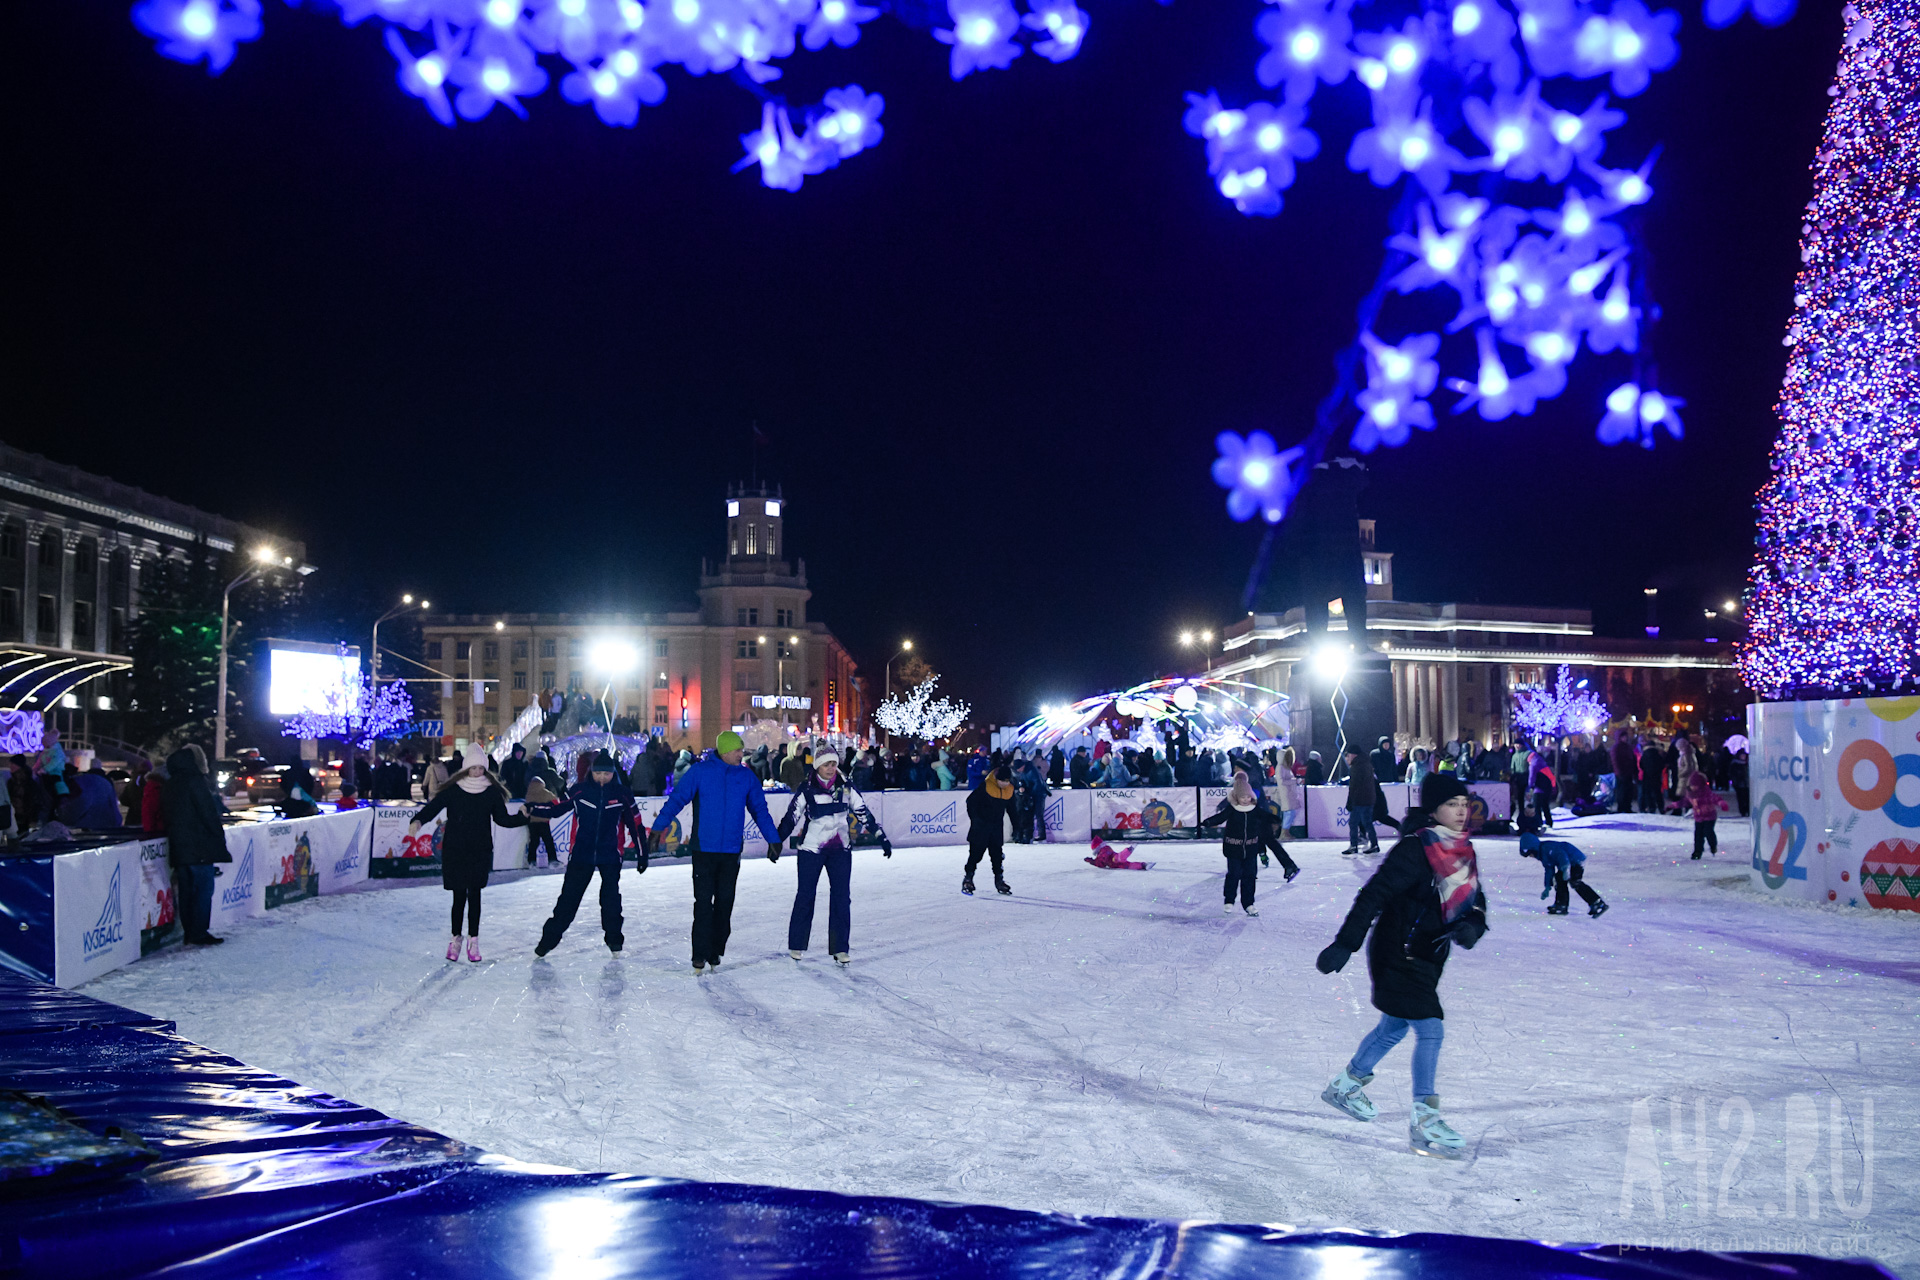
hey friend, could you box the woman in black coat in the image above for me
[408,745,528,962]
[1198,771,1298,914]
[1314,773,1487,1159]
[162,745,231,946]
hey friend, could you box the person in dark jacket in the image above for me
[964,766,1015,895]
[1370,737,1397,787]
[1344,747,1378,855]
[652,732,781,974]
[1068,747,1091,789]
[162,745,231,946]
[627,745,660,798]
[1047,746,1066,788]
[1638,740,1665,813]
[1315,774,1486,1159]
[1303,751,1326,788]
[1611,732,1638,814]
[1199,771,1299,913]
[73,764,124,829]
[532,751,645,957]
[501,744,530,800]
[408,745,530,963]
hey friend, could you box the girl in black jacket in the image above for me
[1198,771,1298,915]
[409,745,529,963]
[162,745,231,946]
[1314,774,1487,1160]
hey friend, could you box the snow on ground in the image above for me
[88,814,1916,1276]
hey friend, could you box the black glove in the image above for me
[636,853,649,874]
[766,841,781,863]
[881,840,893,859]
[1447,914,1488,950]
[1316,944,1351,974]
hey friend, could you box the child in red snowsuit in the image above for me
[1687,771,1729,859]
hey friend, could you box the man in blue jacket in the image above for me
[653,731,781,974]
[534,751,646,957]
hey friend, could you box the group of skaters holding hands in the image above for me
[410,731,1644,1160]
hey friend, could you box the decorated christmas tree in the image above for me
[1737,0,1920,700]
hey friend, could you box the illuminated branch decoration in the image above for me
[1511,664,1610,740]
[873,675,969,743]
[280,644,416,748]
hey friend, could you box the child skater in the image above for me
[1315,774,1488,1160]
[1199,769,1299,916]
[962,765,1015,895]
[772,748,892,966]
[1686,770,1729,859]
[408,745,530,963]
[1519,831,1609,916]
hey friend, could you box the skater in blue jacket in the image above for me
[653,731,781,974]
[1519,831,1609,917]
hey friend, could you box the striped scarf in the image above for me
[1420,825,1480,923]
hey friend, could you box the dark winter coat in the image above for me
[1344,753,1376,808]
[161,748,231,867]
[411,777,529,892]
[1330,830,1488,1021]
[501,753,529,799]
[627,750,660,798]
[1199,800,1287,857]
[967,776,1013,846]
[1612,739,1638,783]
[538,776,643,863]
[1370,746,1397,786]
[1303,757,1326,787]
[1068,752,1091,789]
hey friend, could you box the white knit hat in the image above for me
[814,748,840,768]
[461,745,491,774]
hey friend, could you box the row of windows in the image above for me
[426,637,675,662]
[0,525,137,588]
[727,522,777,558]
[733,608,798,627]
[0,589,124,650]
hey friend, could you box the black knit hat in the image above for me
[591,750,619,772]
[1420,772,1470,810]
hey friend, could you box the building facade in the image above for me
[421,483,865,751]
[1213,521,1744,750]
[0,443,309,734]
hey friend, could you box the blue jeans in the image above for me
[1348,1013,1444,1098]
[177,863,217,940]
[1347,804,1375,849]
[789,844,852,953]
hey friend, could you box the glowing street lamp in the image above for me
[371,593,430,696]
[215,544,290,762]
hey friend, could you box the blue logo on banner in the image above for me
[909,802,959,838]
[220,846,256,908]
[80,864,125,957]
[333,847,362,877]
[1044,797,1063,832]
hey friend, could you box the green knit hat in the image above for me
[715,730,745,754]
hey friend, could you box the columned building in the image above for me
[0,443,309,742]
[1212,521,1742,750]
[421,483,864,752]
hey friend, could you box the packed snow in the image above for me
[87,814,1916,1276]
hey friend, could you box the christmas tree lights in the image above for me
[1736,0,1920,699]
[873,675,970,743]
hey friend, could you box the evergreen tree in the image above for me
[126,545,221,752]
[1738,0,1920,698]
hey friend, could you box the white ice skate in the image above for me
[1409,1096,1467,1159]
[1222,902,1235,915]
[833,952,850,966]
[1321,1069,1377,1122]
[790,949,803,960]
[1243,904,1259,917]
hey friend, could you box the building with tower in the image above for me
[420,482,865,752]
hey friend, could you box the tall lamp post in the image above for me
[214,545,287,763]
[1178,628,1215,673]
[371,594,429,692]
[882,639,913,749]
[775,634,801,726]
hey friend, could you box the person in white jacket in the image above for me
[773,748,892,966]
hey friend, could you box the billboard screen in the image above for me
[267,641,361,717]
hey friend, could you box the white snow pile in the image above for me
[89,814,1915,1276]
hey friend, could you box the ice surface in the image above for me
[88,815,1916,1276]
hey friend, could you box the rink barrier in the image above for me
[0,967,1897,1280]
[1748,698,1920,911]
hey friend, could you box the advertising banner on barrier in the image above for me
[1043,790,1092,843]
[885,791,966,847]
[1467,781,1511,829]
[1197,787,1289,828]
[631,791,792,859]
[312,808,374,894]
[1748,697,1920,911]
[52,840,142,988]
[210,825,270,933]
[490,800,529,871]
[261,822,319,910]
[1091,788,1198,838]
[137,838,178,954]
[371,803,443,877]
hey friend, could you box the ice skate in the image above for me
[833,952,850,966]
[1546,904,1568,915]
[466,937,482,963]
[447,935,462,962]
[790,949,804,960]
[1284,865,1301,883]
[534,940,554,958]
[995,879,1012,896]
[693,963,707,974]
[1243,904,1259,917]
[1409,1096,1466,1159]
[1222,901,1235,915]
[607,938,623,953]
[1321,1069,1377,1122]
[962,877,976,896]
[1589,899,1610,918]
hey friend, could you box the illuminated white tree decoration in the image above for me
[874,675,970,743]
[1511,664,1610,741]
[279,644,416,749]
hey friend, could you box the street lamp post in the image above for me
[882,639,912,749]
[371,594,429,692]
[1178,628,1216,673]
[214,546,287,763]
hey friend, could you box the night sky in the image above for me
[5,2,1838,721]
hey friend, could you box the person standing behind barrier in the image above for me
[163,745,231,947]
[652,731,781,975]
[773,748,891,965]
[1344,746,1378,856]
[410,745,530,963]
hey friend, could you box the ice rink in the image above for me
[89,814,1915,1276]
